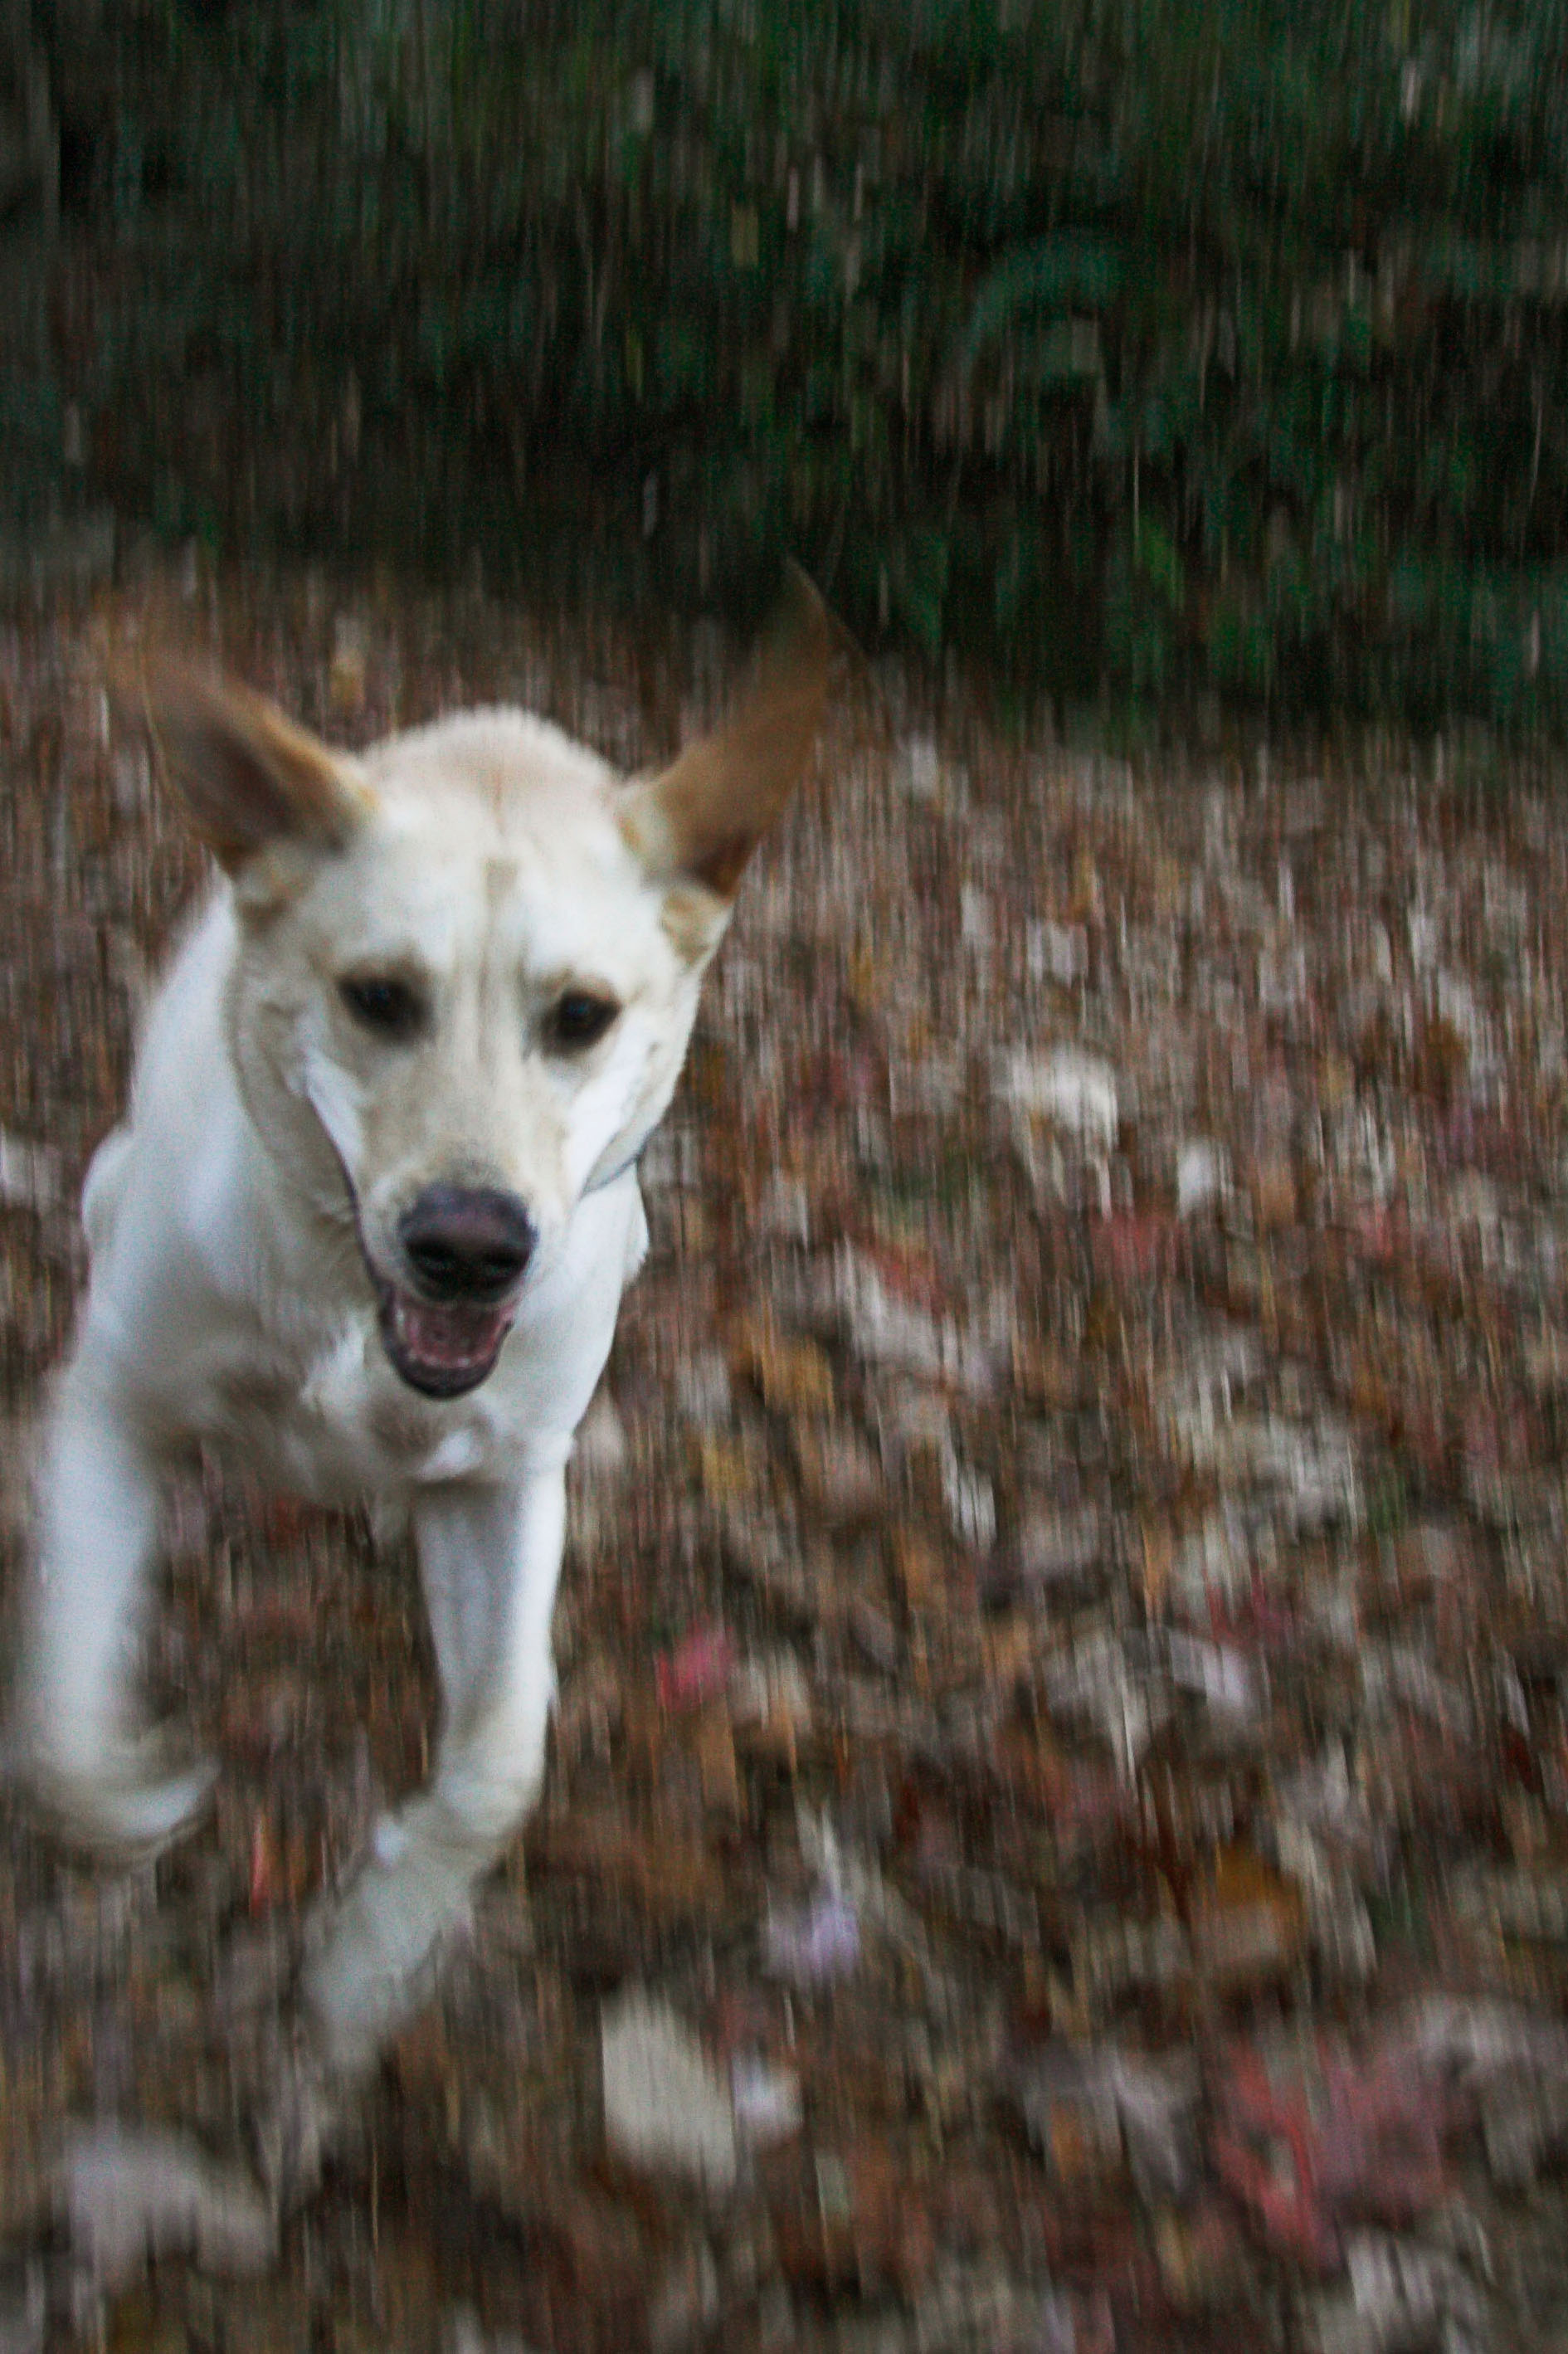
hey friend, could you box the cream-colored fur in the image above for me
[17,576,832,2076]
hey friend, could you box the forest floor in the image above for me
[2,556,1568,2352]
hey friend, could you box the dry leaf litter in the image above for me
[0,564,1566,2349]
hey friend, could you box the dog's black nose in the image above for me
[398,1186,537,1301]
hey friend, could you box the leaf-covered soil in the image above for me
[3,562,1568,2352]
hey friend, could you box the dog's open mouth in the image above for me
[374,1284,519,1400]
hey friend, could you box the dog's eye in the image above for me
[338,974,426,1041]
[546,991,620,1053]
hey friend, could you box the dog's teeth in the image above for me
[389,1291,510,1377]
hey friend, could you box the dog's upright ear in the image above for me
[623,563,836,904]
[126,663,374,883]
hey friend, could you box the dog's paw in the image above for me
[244,2019,345,2213]
[15,1724,217,1861]
[301,1805,482,2074]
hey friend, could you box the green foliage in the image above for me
[12,0,1568,721]
[961,236,1123,370]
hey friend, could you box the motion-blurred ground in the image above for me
[2,561,1568,2351]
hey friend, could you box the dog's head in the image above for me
[134,571,835,1399]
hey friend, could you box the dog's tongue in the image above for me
[389,1291,513,1378]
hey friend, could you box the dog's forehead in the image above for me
[324,706,660,972]
[367,706,621,828]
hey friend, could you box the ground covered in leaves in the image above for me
[3,562,1568,2351]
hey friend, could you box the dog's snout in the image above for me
[398,1186,537,1301]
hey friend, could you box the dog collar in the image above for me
[584,1143,643,1196]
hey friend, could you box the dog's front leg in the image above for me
[301,1457,567,2075]
[413,1458,568,1844]
[18,1352,215,1855]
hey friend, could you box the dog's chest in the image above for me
[191,1310,506,1499]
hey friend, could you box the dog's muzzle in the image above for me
[375,1184,536,1398]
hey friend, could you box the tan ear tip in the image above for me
[104,657,222,771]
[101,649,153,724]
[779,556,825,614]
[104,651,221,738]
[775,559,860,683]
[775,560,830,645]
[110,660,339,776]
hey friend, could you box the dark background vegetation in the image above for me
[4,0,1568,724]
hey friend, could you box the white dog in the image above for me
[16,571,833,2075]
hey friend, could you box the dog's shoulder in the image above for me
[126,889,236,1129]
[79,1126,135,1260]
[74,891,233,1260]
[79,889,285,1342]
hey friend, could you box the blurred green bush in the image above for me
[9,0,1568,723]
